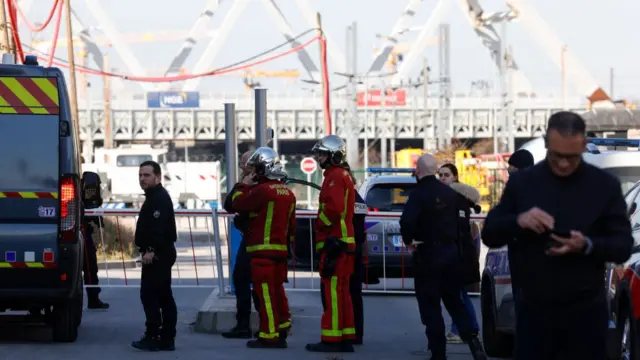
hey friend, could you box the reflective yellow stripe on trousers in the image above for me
[259,282,279,339]
[321,276,356,337]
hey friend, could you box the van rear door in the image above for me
[0,76,61,289]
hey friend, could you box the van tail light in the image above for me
[60,175,79,243]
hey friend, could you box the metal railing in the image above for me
[83,208,489,296]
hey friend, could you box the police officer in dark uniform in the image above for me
[344,164,366,345]
[131,160,178,352]
[400,154,486,360]
[351,190,366,345]
[81,172,109,309]
[222,151,261,339]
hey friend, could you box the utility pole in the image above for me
[345,22,359,169]
[561,45,567,110]
[103,54,112,148]
[506,45,515,153]
[0,0,11,59]
[437,24,451,149]
[609,68,615,99]
[499,23,508,153]
[64,0,80,161]
[422,57,432,151]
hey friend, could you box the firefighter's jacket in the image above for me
[231,179,297,259]
[315,166,356,252]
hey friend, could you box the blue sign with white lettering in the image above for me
[147,91,200,108]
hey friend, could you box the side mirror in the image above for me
[81,171,103,209]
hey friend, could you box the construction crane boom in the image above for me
[32,29,217,48]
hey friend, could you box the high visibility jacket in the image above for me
[231,179,297,259]
[315,166,356,252]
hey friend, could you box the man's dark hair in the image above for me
[140,160,162,176]
[546,111,586,137]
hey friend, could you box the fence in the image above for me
[83,208,490,295]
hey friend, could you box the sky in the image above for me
[20,0,640,102]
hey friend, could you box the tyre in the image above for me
[52,278,82,342]
[480,279,513,358]
[74,279,83,327]
[617,297,638,360]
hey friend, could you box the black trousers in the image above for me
[83,231,101,302]
[350,262,364,341]
[233,241,259,327]
[413,244,475,357]
[140,248,178,339]
[514,290,608,360]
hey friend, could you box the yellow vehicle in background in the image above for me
[395,148,423,168]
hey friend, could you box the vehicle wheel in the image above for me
[481,280,513,358]
[74,278,83,327]
[52,279,81,342]
[617,299,638,360]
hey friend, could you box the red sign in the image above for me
[300,157,318,174]
[356,89,407,107]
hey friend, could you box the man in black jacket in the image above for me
[482,111,633,360]
[221,151,261,339]
[400,154,486,360]
[131,160,178,352]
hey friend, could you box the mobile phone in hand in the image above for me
[546,229,570,249]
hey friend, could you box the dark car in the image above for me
[0,57,84,342]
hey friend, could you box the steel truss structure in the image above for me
[372,0,611,103]
[79,105,583,143]
[56,0,346,92]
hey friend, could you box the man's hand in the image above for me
[407,244,416,252]
[516,207,555,234]
[142,252,155,265]
[546,230,586,256]
[241,173,256,185]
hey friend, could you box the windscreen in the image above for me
[604,167,640,194]
[365,183,416,212]
[0,115,59,191]
[117,154,152,167]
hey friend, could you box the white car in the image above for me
[481,137,640,358]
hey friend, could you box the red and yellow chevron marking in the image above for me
[0,262,57,269]
[0,191,58,199]
[0,77,60,115]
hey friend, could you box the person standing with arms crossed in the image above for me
[230,147,295,349]
[482,112,633,360]
[131,161,178,352]
[222,150,261,339]
[306,135,357,353]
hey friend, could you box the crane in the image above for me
[31,28,217,49]
[372,38,439,72]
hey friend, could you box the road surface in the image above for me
[0,239,506,359]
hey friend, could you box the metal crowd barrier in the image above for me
[83,208,489,296]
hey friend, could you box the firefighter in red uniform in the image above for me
[230,147,296,349]
[305,135,357,353]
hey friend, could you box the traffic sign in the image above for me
[300,157,318,174]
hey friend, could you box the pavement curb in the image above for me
[97,259,140,270]
[194,288,315,334]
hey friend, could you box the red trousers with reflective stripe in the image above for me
[319,252,356,343]
[251,258,291,342]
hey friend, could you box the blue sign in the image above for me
[147,91,200,108]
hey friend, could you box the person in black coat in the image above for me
[482,112,633,360]
[438,163,481,344]
[222,150,261,339]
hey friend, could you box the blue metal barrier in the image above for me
[228,220,243,295]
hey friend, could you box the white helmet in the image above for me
[246,147,287,180]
